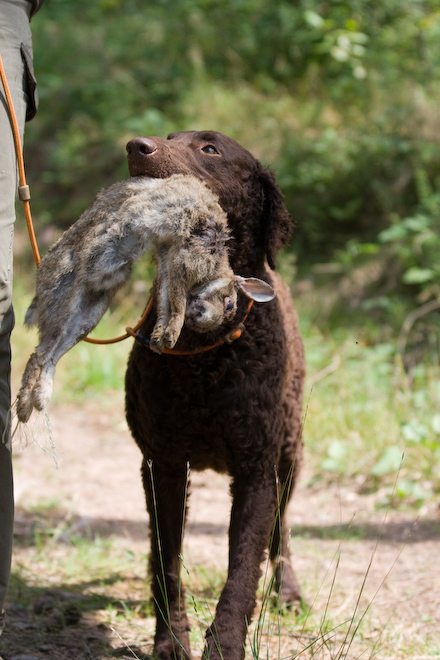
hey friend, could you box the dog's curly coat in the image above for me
[125,130,305,660]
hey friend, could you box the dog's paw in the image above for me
[273,557,302,608]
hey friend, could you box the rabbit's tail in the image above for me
[16,353,55,423]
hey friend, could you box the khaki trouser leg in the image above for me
[0,0,33,624]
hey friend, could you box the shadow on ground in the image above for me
[1,584,153,660]
[13,504,440,547]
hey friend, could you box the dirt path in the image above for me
[3,398,440,659]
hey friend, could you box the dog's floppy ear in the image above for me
[259,168,293,270]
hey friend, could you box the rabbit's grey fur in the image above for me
[16,174,237,423]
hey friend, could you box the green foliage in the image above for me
[9,3,440,648]
[278,121,419,261]
[377,168,440,298]
[13,0,440,508]
[25,0,440,282]
[317,159,440,339]
[301,314,440,508]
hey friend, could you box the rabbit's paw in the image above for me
[16,353,41,423]
[32,363,55,412]
[163,325,180,350]
[149,324,166,354]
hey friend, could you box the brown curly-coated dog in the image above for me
[125,130,305,660]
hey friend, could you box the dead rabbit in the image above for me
[16,174,274,423]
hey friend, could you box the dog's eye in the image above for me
[202,145,220,155]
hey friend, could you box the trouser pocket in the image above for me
[20,42,38,121]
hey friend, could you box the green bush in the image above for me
[20,0,440,317]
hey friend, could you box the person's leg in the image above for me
[0,369,14,637]
[0,0,33,627]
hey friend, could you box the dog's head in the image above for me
[126,131,292,273]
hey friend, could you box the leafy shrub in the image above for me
[377,168,440,299]
[20,0,440,321]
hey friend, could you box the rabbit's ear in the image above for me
[234,276,276,303]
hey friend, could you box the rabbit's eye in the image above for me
[224,297,234,313]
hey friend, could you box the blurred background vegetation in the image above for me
[25,0,440,325]
[13,0,440,504]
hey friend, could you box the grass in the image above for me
[8,492,438,660]
[11,261,440,507]
[11,242,440,509]
[297,302,440,509]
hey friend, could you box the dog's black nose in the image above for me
[126,137,159,176]
[126,137,158,157]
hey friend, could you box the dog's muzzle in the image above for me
[126,137,158,176]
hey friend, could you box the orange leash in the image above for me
[125,299,254,355]
[0,50,150,345]
[0,52,40,266]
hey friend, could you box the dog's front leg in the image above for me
[204,475,278,660]
[142,459,192,660]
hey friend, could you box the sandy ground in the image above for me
[2,396,440,659]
